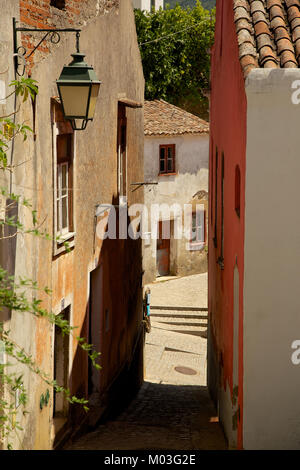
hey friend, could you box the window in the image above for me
[190,209,205,249]
[52,98,75,255]
[235,165,241,218]
[159,144,175,175]
[57,162,69,235]
[55,133,74,240]
[50,0,65,9]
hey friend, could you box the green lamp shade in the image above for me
[57,53,101,125]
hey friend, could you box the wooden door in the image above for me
[156,220,170,277]
[88,265,103,396]
[53,306,70,417]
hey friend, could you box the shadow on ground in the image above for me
[67,381,227,450]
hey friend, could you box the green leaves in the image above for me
[9,78,38,102]
[135,1,215,118]
[40,389,50,410]
[0,77,102,449]
[0,266,102,446]
[0,78,36,171]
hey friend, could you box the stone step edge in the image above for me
[151,306,208,312]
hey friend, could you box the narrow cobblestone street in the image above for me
[68,274,227,450]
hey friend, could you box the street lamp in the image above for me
[13,18,101,131]
[56,52,101,130]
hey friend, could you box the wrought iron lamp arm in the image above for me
[13,17,81,76]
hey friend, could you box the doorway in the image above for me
[53,306,70,418]
[88,264,103,396]
[156,220,171,277]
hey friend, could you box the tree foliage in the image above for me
[135,0,215,119]
[166,0,216,10]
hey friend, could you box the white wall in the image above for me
[132,0,164,11]
[244,68,300,449]
[143,134,209,281]
[144,134,209,202]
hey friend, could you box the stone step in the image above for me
[151,305,208,312]
[151,315,207,323]
[151,311,208,320]
[151,318,207,331]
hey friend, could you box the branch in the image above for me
[0,106,21,120]
[3,90,16,101]
[0,231,19,241]
[0,158,32,173]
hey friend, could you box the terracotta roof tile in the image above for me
[233,0,300,77]
[144,100,209,136]
[294,37,300,57]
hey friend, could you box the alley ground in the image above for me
[68,274,227,450]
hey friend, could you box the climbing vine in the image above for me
[0,78,100,449]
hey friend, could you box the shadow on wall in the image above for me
[0,198,19,323]
[146,163,209,181]
[55,193,144,447]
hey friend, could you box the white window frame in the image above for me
[56,161,69,236]
[117,108,128,207]
[189,209,205,250]
[52,101,76,256]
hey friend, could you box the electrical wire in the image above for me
[138,16,212,46]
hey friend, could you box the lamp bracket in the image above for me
[130,182,158,192]
[13,17,81,76]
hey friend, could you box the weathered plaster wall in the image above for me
[143,134,209,283]
[244,68,300,449]
[19,0,120,70]
[0,0,40,451]
[208,0,246,449]
[0,1,20,279]
[2,0,144,450]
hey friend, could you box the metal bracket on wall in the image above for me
[13,17,81,76]
[130,182,158,192]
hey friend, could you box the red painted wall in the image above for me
[208,0,247,448]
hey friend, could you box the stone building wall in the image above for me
[0,0,145,449]
[143,133,209,284]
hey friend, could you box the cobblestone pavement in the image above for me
[68,274,227,450]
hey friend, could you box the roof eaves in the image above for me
[144,130,209,137]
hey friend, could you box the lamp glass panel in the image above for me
[62,195,68,230]
[59,85,90,118]
[61,164,67,196]
[88,83,100,119]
